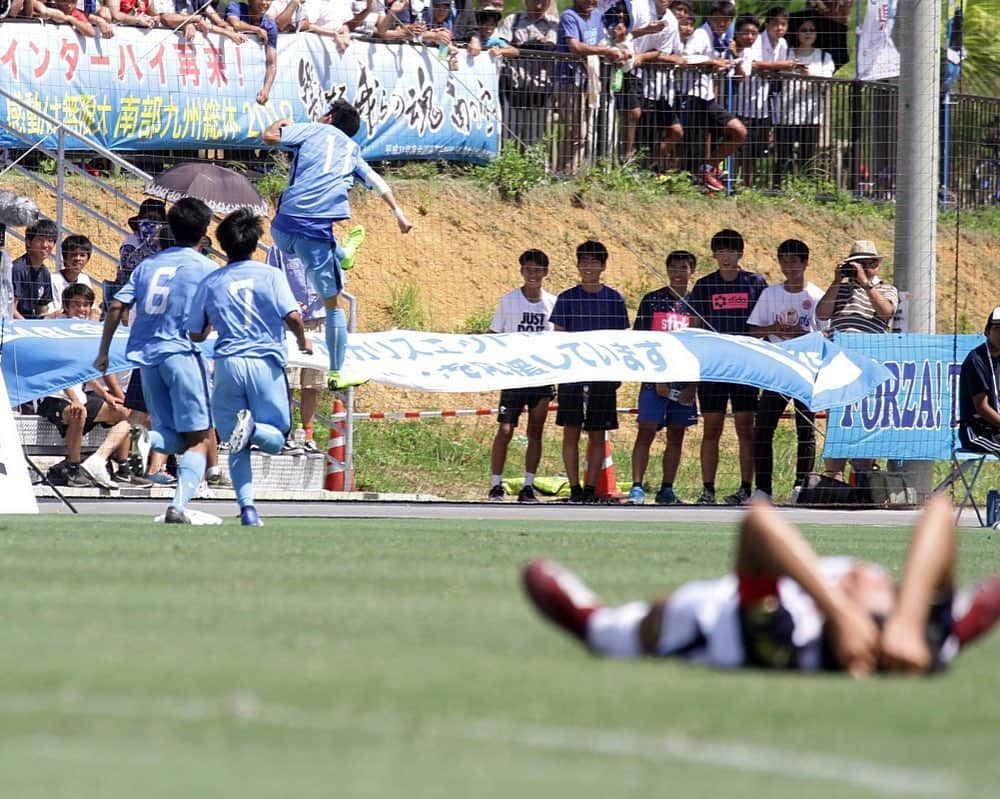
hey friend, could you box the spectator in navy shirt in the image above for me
[227,0,279,104]
[686,228,767,506]
[11,218,57,319]
[550,239,630,503]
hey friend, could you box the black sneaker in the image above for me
[582,487,599,505]
[65,463,94,487]
[164,506,191,524]
[568,485,584,503]
[487,484,505,502]
[517,485,539,503]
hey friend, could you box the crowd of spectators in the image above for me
[2,1,854,184]
[484,231,899,505]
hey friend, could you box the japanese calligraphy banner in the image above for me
[0,23,499,160]
[823,333,979,460]
[3,322,889,412]
[340,329,891,411]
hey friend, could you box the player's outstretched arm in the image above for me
[262,118,292,145]
[737,503,879,676]
[879,495,956,673]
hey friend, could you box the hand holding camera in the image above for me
[838,261,861,282]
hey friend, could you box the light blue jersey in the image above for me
[271,122,380,240]
[115,246,217,367]
[187,260,299,365]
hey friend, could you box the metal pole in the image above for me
[893,0,940,497]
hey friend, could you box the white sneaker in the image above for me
[81,455,118,490]
[229,409,255,453]
[746,489,773,505]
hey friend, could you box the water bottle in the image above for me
[293,428,307,449]
[988,489,1000,527]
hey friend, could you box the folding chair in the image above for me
[934,448,998,526]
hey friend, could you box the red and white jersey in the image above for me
[655,556,857,670]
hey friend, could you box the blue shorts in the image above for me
[141,353,212,436]
[636,384,698,428]
[271,227,345,300]
[212,356,291,442]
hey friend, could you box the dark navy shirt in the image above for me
[687,269,767,335]
[11,256,53,318]
[550,284,629,332]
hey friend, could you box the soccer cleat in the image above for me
[488,484,505,502]
[229,409,256,454]
[163,505,191,524]
[240,505,264,527]
[654,487,682,505]
[724,486,752,506]
[517,484,539,503]
[327,370,369,391]
[628,485,646,505]
[696,487,717,505]
[338,225,366,270]
[114,461,153,487]
[954,576,1000,648]
[523,559,603,642]
[701,164,724,192]
[80,455,118,490]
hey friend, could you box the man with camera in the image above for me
[816,239,898,334]
[816,239,899,481]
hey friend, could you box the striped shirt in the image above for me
[829,281,899,333]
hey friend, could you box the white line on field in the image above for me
[1,693,960,796]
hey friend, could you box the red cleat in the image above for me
[954,575,1000,648]
[523,559,603,642]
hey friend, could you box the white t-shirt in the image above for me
[50,271,94,307]
[746,281,827,343]
[634,9,681,102]
[682,27,720,100]
[772,47,835,125]
[488,287,556,333]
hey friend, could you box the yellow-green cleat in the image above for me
[339,225,366,271]
[327,370,369,391]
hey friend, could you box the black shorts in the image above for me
[738,116,771,159]
[555,381,620,430]
[38,393,107,437]
[643,98,682,131]
[697,381,759,414]
[497,385,555,426]
[123,368,146,413]
[682,96,736,141]
[615,70,642,111]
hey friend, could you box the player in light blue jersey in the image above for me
[95,198,217,525]
[261,99,412,390]
[188,209,313,527]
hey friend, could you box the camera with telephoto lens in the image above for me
[839,262,856,280]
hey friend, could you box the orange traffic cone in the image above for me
[593,432,621,499]
[324,398,352,491]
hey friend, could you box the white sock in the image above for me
[491,474,503,487]
[586,602,649,658]
[206,465,222,478]
[524,472,535,487]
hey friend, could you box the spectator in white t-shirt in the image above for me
[746,237,828,503]
[486,249,556,503]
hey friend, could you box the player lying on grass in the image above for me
[524,496,1000,676]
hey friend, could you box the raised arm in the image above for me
[879,495,957,673]
[737,502,880,675]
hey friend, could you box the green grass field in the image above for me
[2,513,999,798]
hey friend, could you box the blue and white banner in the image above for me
[342,329,888,410]
[0,24,499,161]
[3,322,889,411]
[824,333,980,460]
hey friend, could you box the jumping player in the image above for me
[95,198,218,524]
[261,99,412,390]
[524,495,1000,675]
